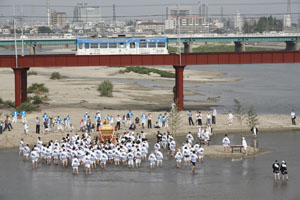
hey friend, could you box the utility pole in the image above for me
[113,4,116,23]
[47,0,50,26]
[13,5,18,68]
[176,4,181,66]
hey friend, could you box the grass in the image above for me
[27,71,38,76]
[27,83,49,95]
[50,72,61,80]
[97,80,113,97]
[119,66,175,78]
[168,44,278,53]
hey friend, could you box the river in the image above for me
[0,131,299,200]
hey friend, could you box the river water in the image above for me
[0,131,299,200]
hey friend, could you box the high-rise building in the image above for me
[73,3,102,23]
[234,11,243,31]
[51,10,67,28]
[165,16,207,34]
[199,3,208,23]
[166,6,192,20]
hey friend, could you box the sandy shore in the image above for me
[0,108,299,151]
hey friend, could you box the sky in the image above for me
[0,0,299,24]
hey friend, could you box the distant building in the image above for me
[165,16,208,34]
[73,3,102,24]
[166,6,192,20]
[199,3,208,23]
[136,20,165,34]
[234,11,243,31]
[51,10,67,28]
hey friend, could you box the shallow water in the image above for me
[0,131,299,200]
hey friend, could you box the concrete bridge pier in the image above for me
[285,41,299,51]
[30,44,36,55]
[173,65,185,111]
[13,68,29,108]
[234,41,246,52]
[183,42,193,53]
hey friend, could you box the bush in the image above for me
[97,80,113,97]
[50,72,61,80]
[0,97,3,104]
[32,95,43,105]
[119,66,175,78]
[3,100,15,108]
[28,83,49,95]
[27,71,38,76]
[16,102,39,113]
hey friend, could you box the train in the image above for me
[76,37,169,55]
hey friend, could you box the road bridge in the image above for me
[0,34,299,52]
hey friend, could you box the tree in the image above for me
[97,80,113,97]
[233,99,246,134]
[169,103,182,136]
[247,105,259,129]
[38,26,52,33]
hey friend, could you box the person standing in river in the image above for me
[280,161,288,181]
[291,110,296,125]
[272,160,280,180]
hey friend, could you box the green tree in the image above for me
[97,80,113,97]
[233,99,246,134]
[38,26,52,33]
[247,105,259,129]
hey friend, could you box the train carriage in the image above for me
[76,37,168,55]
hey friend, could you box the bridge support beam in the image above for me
[183,42,193,53]
[13,68,29,108]
[173,65,185,111]
[285,41,299,51]
[234,41,246,52]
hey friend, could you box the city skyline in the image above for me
[0,0,299,24]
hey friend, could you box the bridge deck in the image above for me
[1,51,299,68]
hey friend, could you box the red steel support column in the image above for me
[173,65,185,111]
[13,69,21,108]
[21,68,29,103]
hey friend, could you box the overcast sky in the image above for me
[0,0,299,24]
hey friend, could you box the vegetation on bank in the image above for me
[119,66,175,78]
[16,102,39,112]
[27,71,38,76]
[168,45,278,53]
[28,83,49,95]
[50,72,61,80]
[0,98,15,108]
[98,80,113,97]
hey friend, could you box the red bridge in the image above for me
[1,51,300,110]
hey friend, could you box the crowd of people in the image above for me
[19,129,208,174]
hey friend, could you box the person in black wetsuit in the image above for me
[272,160,280,180]
[280,161,288,181]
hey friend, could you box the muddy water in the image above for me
[0,131,299,200]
